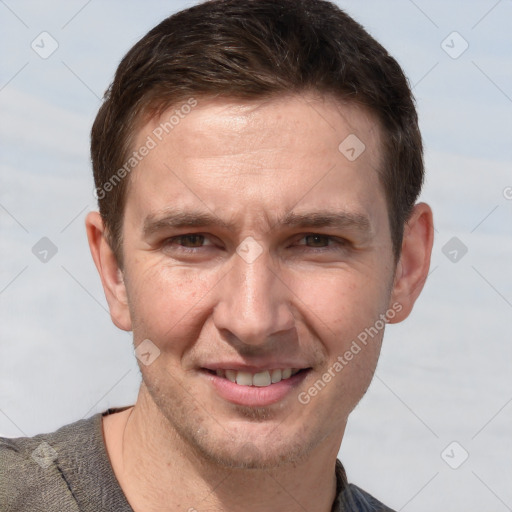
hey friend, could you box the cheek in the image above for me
[125,260,216,349]
[290,267,390,342]
[293,270,388,410]
[291,266,391,402]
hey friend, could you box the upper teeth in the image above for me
[215,368,299,387]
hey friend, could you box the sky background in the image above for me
[1,1,511,511]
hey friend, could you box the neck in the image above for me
[103,386,342,512]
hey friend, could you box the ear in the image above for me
[85,211,132,331]
[388,202,434,323]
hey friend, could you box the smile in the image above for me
[203,367,311,407]
[211,368,301,387]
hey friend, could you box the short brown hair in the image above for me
[91,0,423,264]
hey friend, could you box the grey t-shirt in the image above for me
[0,407,395,511]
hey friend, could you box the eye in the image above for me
[163,233,215,253]
[296,234,347,250]
[173,234,208,247]
[302,234,331,248]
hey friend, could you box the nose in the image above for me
[212,247,295,347]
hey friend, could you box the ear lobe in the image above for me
[388,203,434,324]
[85,211,132,331]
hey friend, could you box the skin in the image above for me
[86,93,433,512]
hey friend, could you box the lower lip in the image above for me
[203,370,309,407]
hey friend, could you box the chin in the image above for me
[178,416,323,471]
[194,436,315,470]
[143,374,335,470]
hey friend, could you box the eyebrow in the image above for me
[142,209,372,237]
[143,211,231,237]
[280,211,371,233]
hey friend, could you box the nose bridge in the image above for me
[213,250,293,345]
[238,252,273,314]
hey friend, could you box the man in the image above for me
[0,0,433,510]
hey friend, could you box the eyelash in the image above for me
[163,233,347,253]
[165,234,213,254]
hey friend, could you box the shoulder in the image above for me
[0,416,99,512]
[334,460,396,512]
[341,483,396,512]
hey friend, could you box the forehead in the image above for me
[139,94,382,165]
[125,94,387,232]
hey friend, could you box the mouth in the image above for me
[201,366,312,407]
[206,367,304,387]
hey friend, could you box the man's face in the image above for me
[119,94,397,467]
